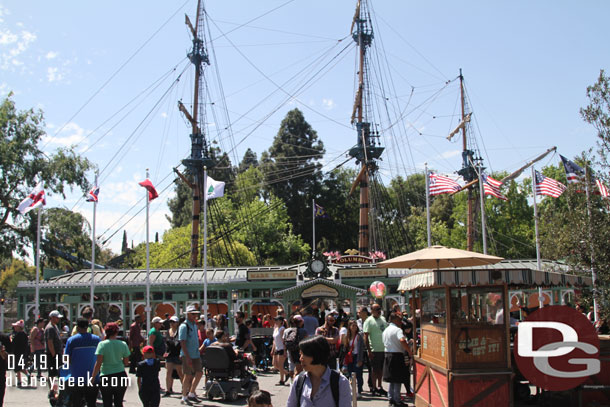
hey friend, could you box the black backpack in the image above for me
[284,327,300,352]
[295,370,340,407]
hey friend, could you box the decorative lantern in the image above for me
[369,281,386,299]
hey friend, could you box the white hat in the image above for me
[49,310,63,319]
[185,305,200,314]
[151,316,163,324]
[169,316,179,322]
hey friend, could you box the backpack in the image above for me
[283,327,300,352]
[295,370,340,407]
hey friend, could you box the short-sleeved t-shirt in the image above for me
[235,323,249,349]
[382,323,404,353]
[65,333,100,380]
[44,322,63,356]
[148,327,164,349]
[95,339,130,376]
[178,320,200,359]
[136,358,160,391]
[363,315,387,352]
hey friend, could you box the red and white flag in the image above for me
[18,183,46,214]
[138,179,158,201]
[596,179,609,198]
[534,171,566,198]
[429,172,462,196]
[482,174,507,200]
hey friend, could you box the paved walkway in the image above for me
[3,369,415,407]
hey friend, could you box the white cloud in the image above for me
[160,112,168,119]
[439,149,461,159]
[0,28,37,70]
[46,51,58,60]
[47,66,63,82]
[322,98,336,110]
[43,122,87,147]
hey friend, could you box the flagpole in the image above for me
[531,167,542,271]
[90,171,98,311]
[531,167,544,309]
[584,166,599,322]
[145,169,151,336]
[425,164,431,247]
[203,168,208,320]
[35,208,42,319]
[478,164,488,254]
[312,199,316,255]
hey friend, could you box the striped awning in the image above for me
[397,268,592,291]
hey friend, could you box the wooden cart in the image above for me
[405,281,512,406]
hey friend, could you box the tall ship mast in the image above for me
[178,0,213,267]
[348,0,384,256]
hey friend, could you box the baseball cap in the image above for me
[151,316,163,324]
[293,315,304,322]
[11,319,24,328]
[169,316,179,322]
[142,345,154,354]
[185,305,200,314]
[49,310,63,318]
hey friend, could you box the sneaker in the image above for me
[406,391,415,398]
[187,394,199,402]
[378,388,388,397]
[275,380,285,386]
[181,397,192,405]
[163,391,172,397]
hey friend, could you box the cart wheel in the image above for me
[225,388,238,401]
[249,382,259,395]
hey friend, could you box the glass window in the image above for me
[110,292,122,301]
[152,292,163,300]
[133,292,145,300]
[421,289,446,325]
[219,290,228,299]
[451,288,504,325]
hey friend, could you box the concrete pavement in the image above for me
[3,368,416,407]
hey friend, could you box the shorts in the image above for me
[371,352,385,372]
[181,356,202,375]
[165,356,181,365]
[274,349,284,356]
[288,350,301,369]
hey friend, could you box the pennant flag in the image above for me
[314,203,329,218]
[18,183,46,214]
[482,174,507,200]
[534,171,566,198]
[560,155,585,184]
[138,179,158,201]
[205,176,225,200]
[86,186,100,202]
[429,172,462,195]
[596,179,609,198]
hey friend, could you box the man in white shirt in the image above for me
[382,313,412,406]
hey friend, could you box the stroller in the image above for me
[202,345,259,401]
[48,368,72,407]
[252,335,272,371]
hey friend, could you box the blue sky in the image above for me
[2,1,609,257]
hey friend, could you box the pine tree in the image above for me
[121,230,128,254]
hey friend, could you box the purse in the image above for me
[343,335,356,365]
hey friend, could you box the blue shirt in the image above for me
[203,338,216,348]
[64,333,100,380]
[178,320,200,359]
[303,316,319,338]
[286,367,352,407]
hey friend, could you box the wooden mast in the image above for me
[460,71,475,251]
[179,0,211,267]
[348,0,383,256]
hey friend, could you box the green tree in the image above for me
[0,259,35,296]
[0,95,93,258]
[121,230,128,254]
[238,148,258,174]
[261,108,325,241]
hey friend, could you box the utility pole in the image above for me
[348,0,384,256]
[179,0,213,267]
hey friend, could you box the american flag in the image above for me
[482,173,507,200]
[560,155,584,184]
[534,171,566,198]
[86,186,99,202]
[429,172,462,196]
[596,179,609,198]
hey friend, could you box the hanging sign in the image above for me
[302,284,339,298]
[247,270,297,281]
